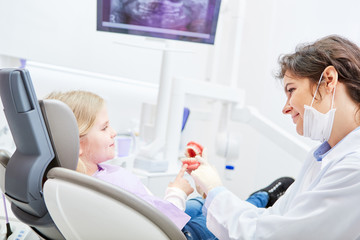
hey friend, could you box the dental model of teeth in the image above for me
[182,141,203,171]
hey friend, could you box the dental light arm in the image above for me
[231,105,311,161]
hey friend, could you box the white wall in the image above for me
[1,0,360,199]
[222,0,360,198]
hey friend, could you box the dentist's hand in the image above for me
[190,150,223,198]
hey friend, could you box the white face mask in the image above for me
[303,71,336,142]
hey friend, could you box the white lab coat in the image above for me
[206,129,360,240]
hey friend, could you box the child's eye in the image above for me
[102,126,108,131]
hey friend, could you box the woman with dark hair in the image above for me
[184,35,360,239]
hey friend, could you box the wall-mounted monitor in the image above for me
[97,0,222,44]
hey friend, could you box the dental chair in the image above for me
[0,68,187,240]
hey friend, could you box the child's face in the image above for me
[79,105,116,166]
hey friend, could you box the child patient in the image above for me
[45,90,217,240]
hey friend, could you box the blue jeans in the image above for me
[182,197,218,240]
[246,191,269,208]
[181,192,269,240]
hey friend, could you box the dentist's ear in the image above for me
[323,66,338,92]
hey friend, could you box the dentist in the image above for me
[188,35,360,239]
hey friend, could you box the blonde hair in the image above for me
[45,90,105,174]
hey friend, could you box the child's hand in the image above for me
[168,164,194,196]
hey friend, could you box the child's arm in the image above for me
[165,164,194,211]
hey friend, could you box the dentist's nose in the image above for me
[282,100,292,115]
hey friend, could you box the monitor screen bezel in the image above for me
[96,0,222,45]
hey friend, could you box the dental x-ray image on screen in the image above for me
[97,0,222,44]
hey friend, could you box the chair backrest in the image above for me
[44,167,187,240]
